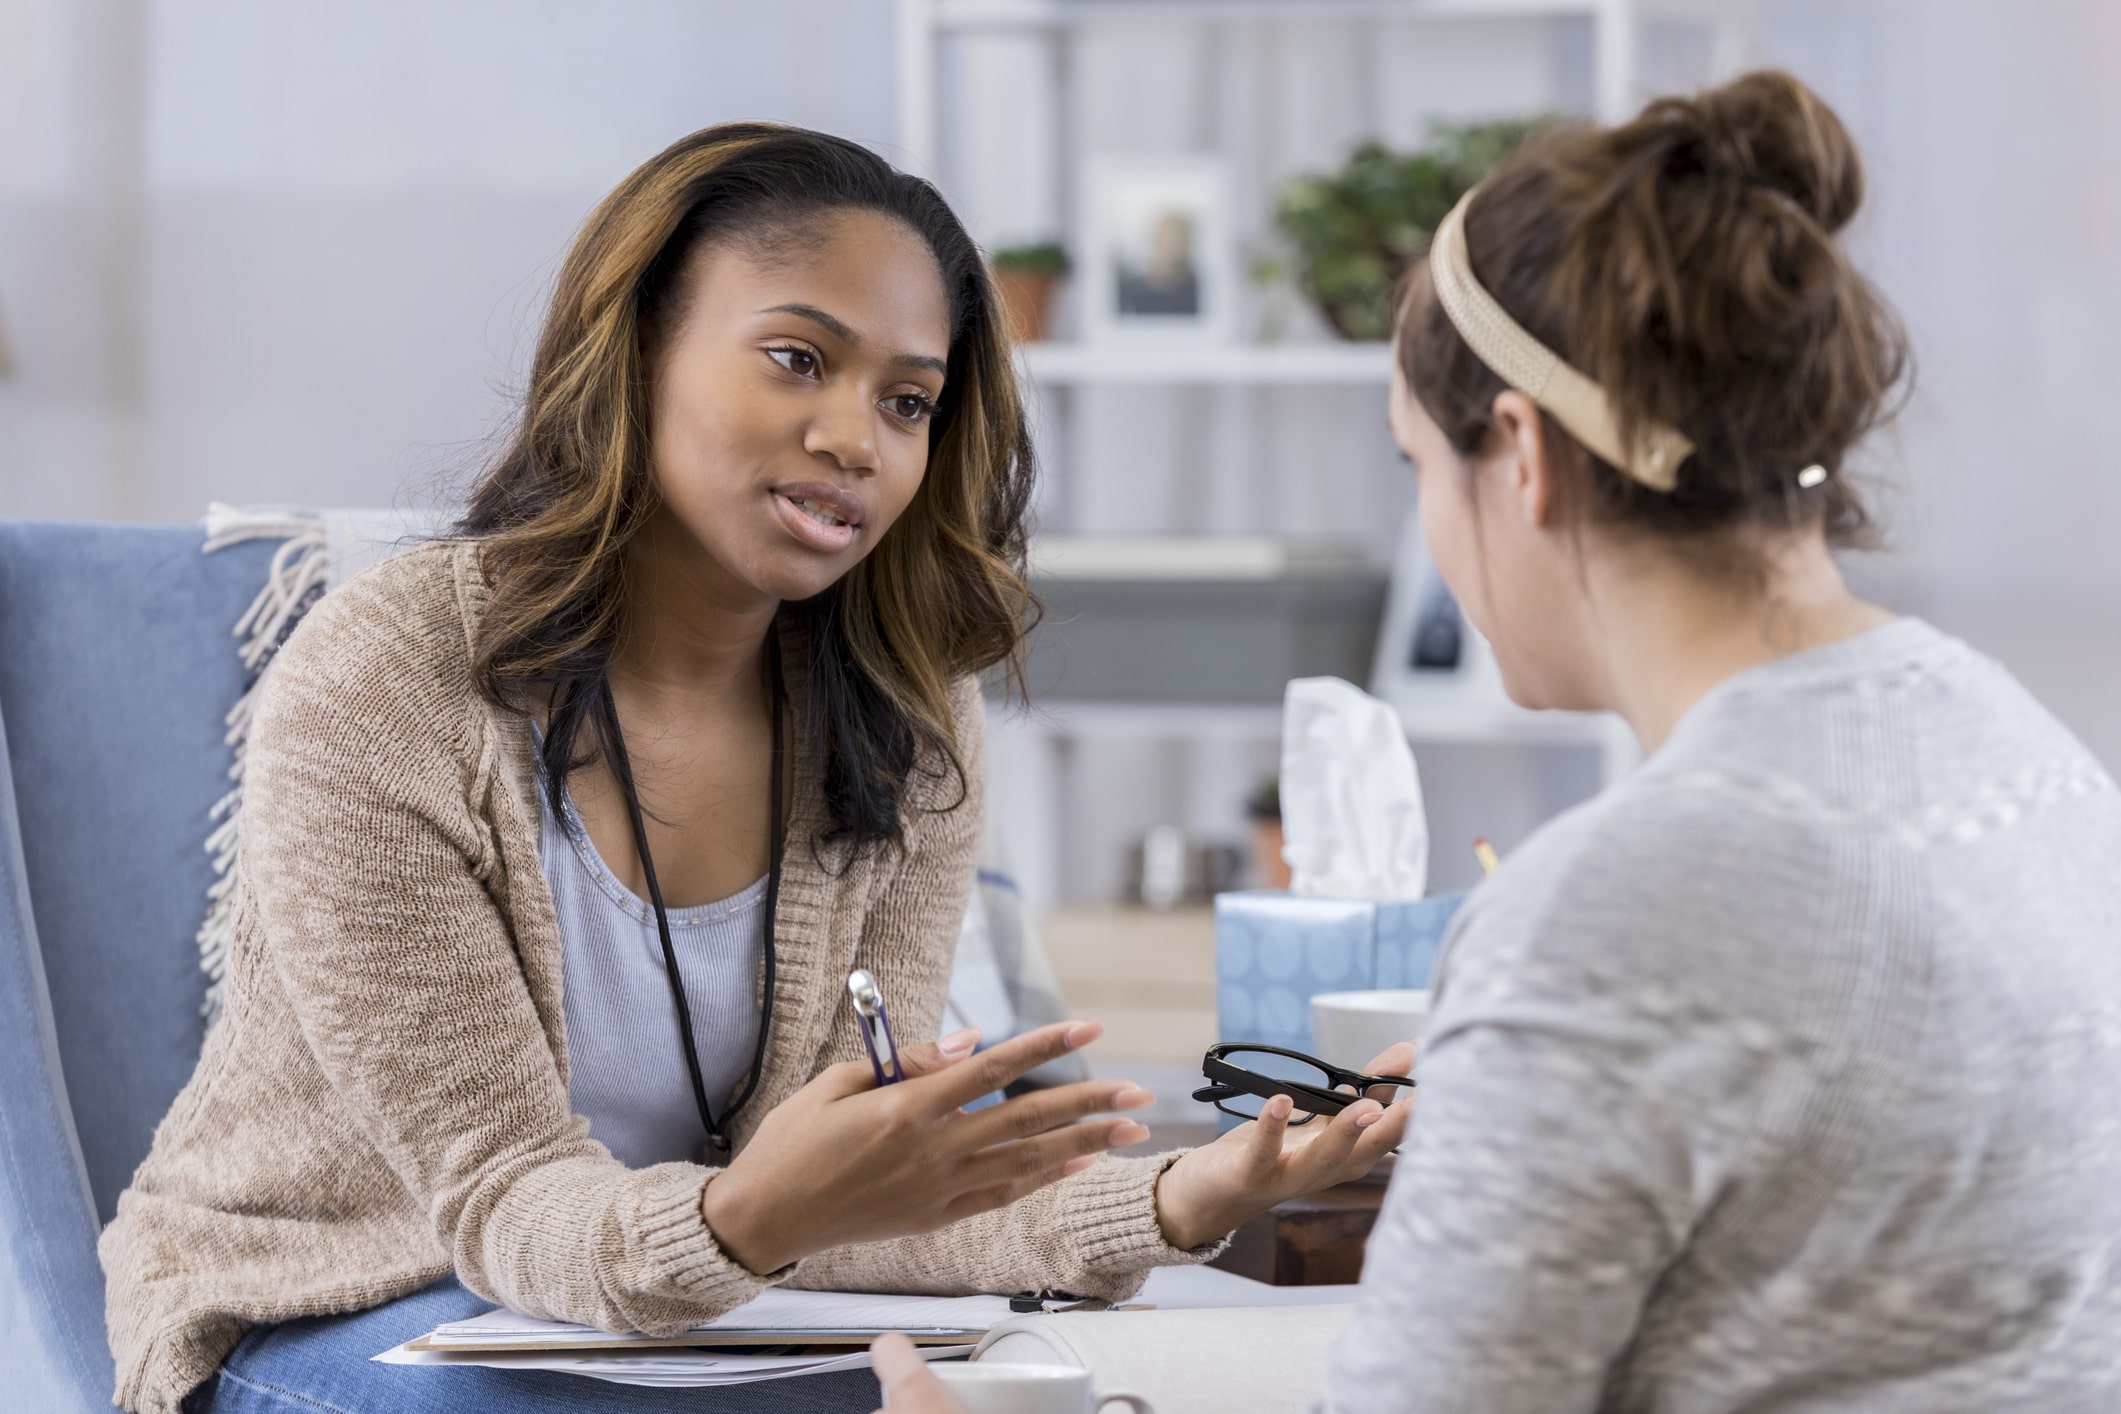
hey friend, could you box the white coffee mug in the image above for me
[1310,988,1430,1074]
[912,1361,1153,1414]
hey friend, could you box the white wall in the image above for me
[1762,0,2121,768]
[0,0,144,520]
[0,0,900,522]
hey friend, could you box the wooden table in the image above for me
[1208,1181,1385,1286]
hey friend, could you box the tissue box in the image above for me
[1214,891,1466,1054]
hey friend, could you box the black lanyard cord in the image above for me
[595,634,784,1156]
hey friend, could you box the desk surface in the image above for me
[1138,1263,1357,1309]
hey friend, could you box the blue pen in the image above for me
[847,969,905,1086]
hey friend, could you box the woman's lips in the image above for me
[771,482,865,553]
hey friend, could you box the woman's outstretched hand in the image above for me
[1151,1041,1417,1252]
[869,1333,969,1413]
[700,1021,1153,1275]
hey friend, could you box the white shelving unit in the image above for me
[907,0,1748,913]
[1018,340,1394,385]
[900,0,1762,175]
[1001,697,1636,757]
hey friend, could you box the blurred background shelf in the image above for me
[909,0,1707,971]
[929,0,1612,28]
[1023,555,1388,702]
[989,527,1638,917]
[904,0,1760,184]
[1004,697,1627,750]
[1018,341,1394,386]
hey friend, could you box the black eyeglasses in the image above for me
[1191,1042,1416,1125]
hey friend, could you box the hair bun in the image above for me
[1396,68,1908,562]
[1688,68,1864,233]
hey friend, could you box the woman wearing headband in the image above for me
[877,68,2121,1413]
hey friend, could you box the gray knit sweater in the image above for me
[1329,619,2121,1412]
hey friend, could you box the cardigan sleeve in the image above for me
[784,677,1225,1300]
[240,566,777,1336]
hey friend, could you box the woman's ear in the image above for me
[1489,389,1557,530]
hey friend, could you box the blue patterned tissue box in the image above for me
[1213,891,1467,1054]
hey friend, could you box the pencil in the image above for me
[1473,837,1502,876]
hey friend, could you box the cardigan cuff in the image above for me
[631,1166,788,1323]
[1062,1151,1230,1290]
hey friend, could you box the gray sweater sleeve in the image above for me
[1324,783,1865,1413]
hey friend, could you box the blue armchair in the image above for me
[0,522,279,1413]
[0,516,1087,1411]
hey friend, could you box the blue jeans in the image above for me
[184,1278,882,1413]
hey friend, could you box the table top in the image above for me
[1138,1263,1358,1309]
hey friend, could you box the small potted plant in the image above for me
[1245,777,1291,892]
[988,240,1072,343]
[1272,119,1546,341]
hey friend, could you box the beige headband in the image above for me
[1428,189,1694,493]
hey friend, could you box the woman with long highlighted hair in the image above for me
[100,125,1406,1413]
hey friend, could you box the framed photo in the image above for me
[1078,155,1238,343]
[1368,506,1639,786]
[1368,506,1505,714]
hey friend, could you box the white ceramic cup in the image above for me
[1309,988,1431,1074]
[912,1361,1153,1414]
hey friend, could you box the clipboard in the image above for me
[407,1288,1017,1356]
[404,1327,984,1353]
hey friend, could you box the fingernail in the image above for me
[1110,1121,1151,1147]
[938,1028,979,1058]
[1271,1096,1293,1120]
[1356,1109,1383,1128]
[1112,1086,1155,1110]
[1062,1155,1099,1175]
[1063,1021,1102,1049]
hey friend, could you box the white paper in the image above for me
[375,1339,967,1388]
[1280,677,1428,900]
[422,1288,1013,1347]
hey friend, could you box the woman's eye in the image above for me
[767,346,819,378]
[888,393,935,425]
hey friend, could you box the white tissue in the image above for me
[1279,677,1429,900]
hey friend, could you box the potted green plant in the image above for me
[1245,777,1291,892]
[988,240,1072,343]
[1272,119,1547,341]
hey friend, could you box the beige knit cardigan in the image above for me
[99,541,1209,1414]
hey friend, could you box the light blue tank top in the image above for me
[533,766,765,1167]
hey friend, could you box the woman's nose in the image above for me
[801,390,881,474]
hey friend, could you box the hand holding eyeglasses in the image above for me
[1191,1042,1419,1125]
[1149,1040,1418,1253]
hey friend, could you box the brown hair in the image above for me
[458,123,1036,848]
[1396,70,1910,554]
